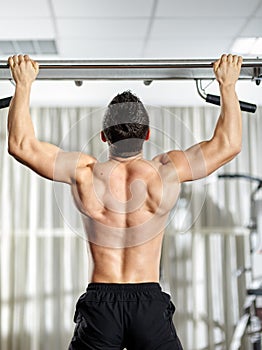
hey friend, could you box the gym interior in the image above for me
[0,1,262,349]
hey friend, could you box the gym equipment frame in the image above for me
[0,58,261,111]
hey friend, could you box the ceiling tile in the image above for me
[58,38,144,58]
[144,39,231,58]
[0,0,51,18]
[240,19,262,36]
[53,0,154,17]
[255,2,262,17]
[0,19,55,40]
[149,18,246,39]
[155,0,261,17]
[57,18,149,39]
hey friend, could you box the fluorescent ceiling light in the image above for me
[231,37,262,56]
[0,40,58,55]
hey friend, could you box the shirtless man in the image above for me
[7,54,242,349]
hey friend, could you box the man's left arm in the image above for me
[7,55,94,184]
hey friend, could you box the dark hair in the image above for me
[102,91,149,157]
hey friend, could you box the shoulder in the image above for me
[152,151,184,165]
[75,153,97,182]
[152,151,186,182]
[77,153,97,168]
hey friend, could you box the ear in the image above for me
[101,131,107,142]
[145,128,150,141]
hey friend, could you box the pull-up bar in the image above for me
[0,58,261,81]
[0,58,261,112]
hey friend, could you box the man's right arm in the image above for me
[7,54,96,184]
[166,54,243,182]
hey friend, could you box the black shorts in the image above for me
[68,282,183,350]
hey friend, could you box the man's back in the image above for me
[71,154,181,283]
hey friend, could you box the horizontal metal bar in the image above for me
[0,58,261,81]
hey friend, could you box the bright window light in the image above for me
[231,37,262,56]
[251,38,262,55]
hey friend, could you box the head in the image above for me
[101,90,150,158]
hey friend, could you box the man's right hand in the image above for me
[213,54,242,87]
[8,54,39,86]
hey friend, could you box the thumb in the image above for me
[8,56,14,69]
[213,59,220,73]
[31,60,39,74]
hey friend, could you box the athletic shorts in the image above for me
[68,282,183,350]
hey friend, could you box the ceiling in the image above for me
[0,0,261,106]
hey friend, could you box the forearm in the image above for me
[8,83,36,151]
[213,84,242,152]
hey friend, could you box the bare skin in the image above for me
[7,54,242,283]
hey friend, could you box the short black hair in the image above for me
[102,91,149,157]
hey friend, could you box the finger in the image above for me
[24,55,30,61]
[233,55,238,64]
[227,54,233,63]
[221,54,227,62]
[12,55,19,64]
[8,56,14,67]
[237,56,243,66]
[18,54,24,63]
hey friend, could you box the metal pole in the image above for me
[0,58,261,81]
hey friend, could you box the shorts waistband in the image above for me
[87,282,161,292]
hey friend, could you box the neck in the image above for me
[109,150,143,162]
